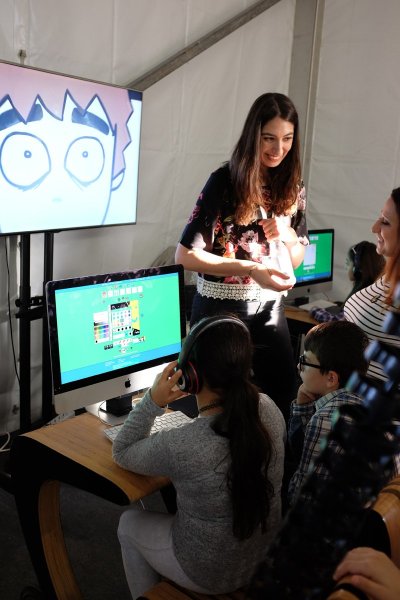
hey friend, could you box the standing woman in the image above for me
[344,188,400,381]
[176,93,309,420]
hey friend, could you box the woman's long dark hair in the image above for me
[385,187,400,304]
[229,92,301,224]
[190,319,274,540]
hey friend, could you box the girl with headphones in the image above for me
[310,240,385,323]
[113,315,286,598]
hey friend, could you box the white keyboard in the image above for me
[104,410,192,442]
[298,299,336,311]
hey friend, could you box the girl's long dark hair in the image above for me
[345,240,385,301]
[191,319,274,540]
[229,92,301,224]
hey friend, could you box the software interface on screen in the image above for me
[53,271,182,389]
[293,230,334,285]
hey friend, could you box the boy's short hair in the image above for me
[304,321,369,387]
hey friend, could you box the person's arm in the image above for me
[288,395,327,503]
[310,307,344,323]
[175,243,293,291]
[287,384,317,461]
[112,362,187,476]
[333,547,400,600]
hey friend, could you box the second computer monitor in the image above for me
[288,228,335,300]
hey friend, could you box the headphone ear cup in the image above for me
[177,315,248,393]
[183,360,201,394]
[178,360,200,393]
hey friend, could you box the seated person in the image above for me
[310,241,385,323]
[333,547,400,600]
[287,320,369,504]
[112,316,286,598]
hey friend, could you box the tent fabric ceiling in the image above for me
[0,0,295,429]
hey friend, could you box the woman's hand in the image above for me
[259,217,297,244]
[251,264,294,291]
[258,218,305,268]
[333,547,400,600]
[150,361,188,408]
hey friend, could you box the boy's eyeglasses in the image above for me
[298,354,321,371]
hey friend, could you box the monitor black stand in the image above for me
[100,395,133,417]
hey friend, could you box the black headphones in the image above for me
[177,315,249,394]
[351,241,367,280]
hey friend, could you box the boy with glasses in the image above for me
[287,321,368,505]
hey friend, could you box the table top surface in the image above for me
[23,412,169,501]
[284,305,318,325]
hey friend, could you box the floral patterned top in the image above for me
[179,164,309,284]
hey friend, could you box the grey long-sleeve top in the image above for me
[112,390,286,593]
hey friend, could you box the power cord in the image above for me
[0,432,11,452]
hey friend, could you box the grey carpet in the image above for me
[0,481,137,599]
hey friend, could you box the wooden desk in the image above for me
[284,305,318,326]
[284,305,317,362]
[10,412,169,600]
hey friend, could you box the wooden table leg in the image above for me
[39,480,83,600]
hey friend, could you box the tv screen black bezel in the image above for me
[0,59,143,237]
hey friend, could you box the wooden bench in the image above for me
[143,479,400,600]
[142,580,245,600]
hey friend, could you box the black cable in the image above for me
[4,237,20,385]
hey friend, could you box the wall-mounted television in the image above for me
[287,228,335,300]
[0,60,142,236]
[45,264,186,415]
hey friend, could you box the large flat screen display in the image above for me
[46,265,186,414]
[0,60,142,236]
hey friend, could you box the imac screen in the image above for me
[46,265,186,413]
[292,228,334,291]
[0,60,142,235]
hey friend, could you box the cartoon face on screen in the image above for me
[0,63,137,234]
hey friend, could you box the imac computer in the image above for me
[45,264,186,415]
[287,228,335,302]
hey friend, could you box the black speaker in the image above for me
[177,315,248,394]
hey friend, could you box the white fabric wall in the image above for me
[0,0,296,430]
[4,0,400,432]
[307,0,400,301]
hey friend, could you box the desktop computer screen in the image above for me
[46,264,186,414]
[288,228,334,300]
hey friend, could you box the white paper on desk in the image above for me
[298,299,337,311]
